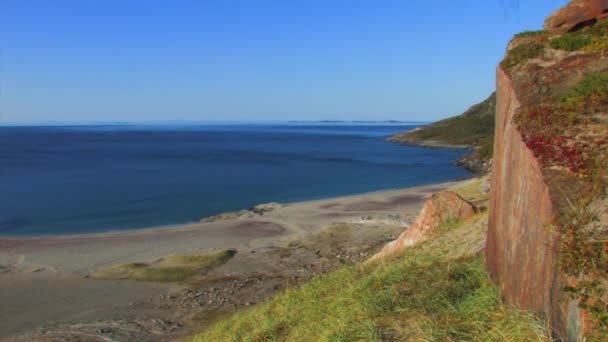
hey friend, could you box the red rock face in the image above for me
[544,0,608,34]
[486,67,585,341]
[371,191,478,260]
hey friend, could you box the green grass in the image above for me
[550,35,593,51]
[405,113,495,147]
[92,249,237,282]
[560,72,608,114]
[500,42,545,70]
[476,135,495,159]
[549,20,608,52]
[515,30,547,38]
[188,217,548,341]
[390,93,495,159]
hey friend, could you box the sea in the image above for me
[0,123,471,236]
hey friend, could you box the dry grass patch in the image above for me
[91,249,236,282]
[449,177,489,204]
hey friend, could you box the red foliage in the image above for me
[524,134,587,173]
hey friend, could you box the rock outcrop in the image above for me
[370,191,478,260]
[486,66,570,337]
[544,0,608,34]
[488,2,608,340]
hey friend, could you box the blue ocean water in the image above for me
[0,124,471,236]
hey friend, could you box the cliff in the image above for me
[487,1,608,340]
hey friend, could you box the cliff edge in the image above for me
[487,0,608,340]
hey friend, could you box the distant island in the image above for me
[286,120,424,124]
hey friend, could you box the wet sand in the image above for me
[0,180,468,340]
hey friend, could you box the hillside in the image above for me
[188,181,549,341]
[185,1,608,341]
[388,92,496,161]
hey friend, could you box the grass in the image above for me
[514,30,547,38]
[406,113,495,147]
[450,177,489,204]
[549,20,608,52]
[500,42,545,70]
[188,215,549,341]
[91,249,237,282]
[476,135,495,160]
[550,35,593,51]
[560,72,608,114]
[390,93,495,159]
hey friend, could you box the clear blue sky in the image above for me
[0,0,568,124]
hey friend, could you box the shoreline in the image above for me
[0,180,462,240]
[0,178,476,340]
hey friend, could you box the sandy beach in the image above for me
[0,180,469,340]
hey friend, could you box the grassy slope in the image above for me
[188,213,548,341]
[389,93,496,159]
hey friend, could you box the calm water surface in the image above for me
[0,124,471,236]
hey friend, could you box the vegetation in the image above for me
[450,177,490,204]
[516,72,608,176]
[189,215,548,341]
[514,30,547,38]
[502,20,608,71]
[389,93,495,159]
[550,20,608,52]
[500,42,545,70]
[550,35,594,51]
[91,249,236,282]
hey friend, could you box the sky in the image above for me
[0,0,569,124]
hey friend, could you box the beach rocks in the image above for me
[456,154,493,175]
[249,202,283,215]
[200,202,284,222]
[370,191,479,260]
[544,0,608,34]
[16,317,183,341]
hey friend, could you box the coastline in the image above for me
[0,179,474,340]
[387,137,491,175]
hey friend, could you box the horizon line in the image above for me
[0,119,431,127]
